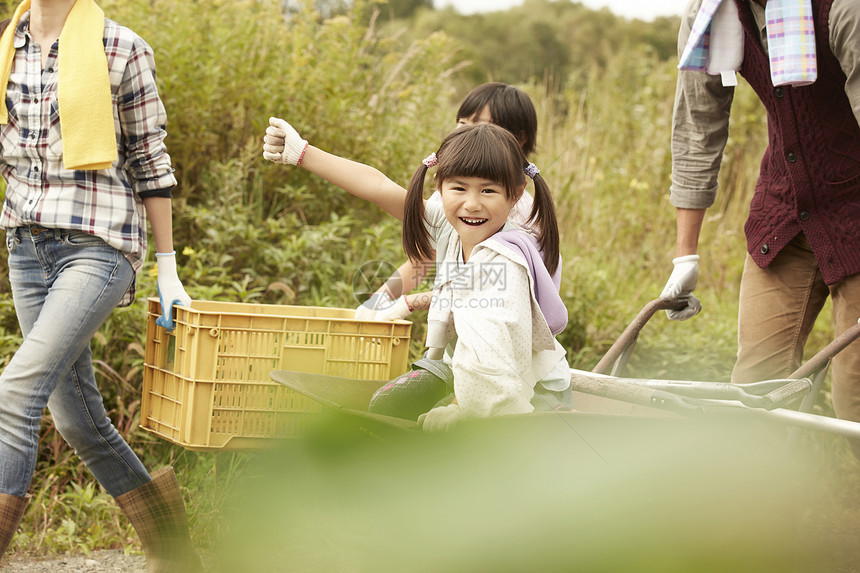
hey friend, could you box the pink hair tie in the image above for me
[525,163,540,179]
[422,153,438,167]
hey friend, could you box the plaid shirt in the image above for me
[0,14,176,305]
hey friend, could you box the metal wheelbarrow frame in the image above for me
[272,298,860,441]
[573,299,860,441]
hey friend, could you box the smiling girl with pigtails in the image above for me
[263,121,571,431]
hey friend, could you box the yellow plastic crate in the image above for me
[141,298,411,451]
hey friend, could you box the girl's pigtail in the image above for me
[402,163,433,263]
[530,172,560,276]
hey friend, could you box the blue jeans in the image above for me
[0,227,150,497]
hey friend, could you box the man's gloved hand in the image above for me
[262,117,308,165]
[418,404,466,433]
[667,293,702,321]
[355,290,411,321]
[155,251,192,332]
[660,254,702,321]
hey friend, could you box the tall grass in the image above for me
[3,0,460,556]
[534,54,837,384]
[536,53,762,381]
[0,0,854,560]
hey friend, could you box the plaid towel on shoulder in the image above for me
[679,0,737,72]
[679,0,817,87]
[766,0,817,86]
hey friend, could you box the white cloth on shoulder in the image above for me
[679,0,817,88]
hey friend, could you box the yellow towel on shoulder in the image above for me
[0,0,116,171]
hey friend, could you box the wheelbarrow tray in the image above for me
[268,368,784,472]
[270,369,677,433]
[272,299,860,440]
[270,370,417,430]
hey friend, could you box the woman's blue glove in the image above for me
[155,251,192,332]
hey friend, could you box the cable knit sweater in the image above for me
[736,0,860,284]
[670,0,860,285]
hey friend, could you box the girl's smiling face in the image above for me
[439,175,522,261]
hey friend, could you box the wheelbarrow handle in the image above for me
[585,376,812,410]
[789,321,860,380]
[760,378,813,410]
[569,370,703,415]
[592,298,688,376]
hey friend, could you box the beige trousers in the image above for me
[732,234,860,430]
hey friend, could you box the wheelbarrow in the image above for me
[257,301,853,573]
[573,298,860,441]
[270,299,860,441]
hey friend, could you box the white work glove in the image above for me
[355,290,411,321]
[262,117,308,165]
[418,404,466,433]
[155,251,192,332]
[660,254,702,321]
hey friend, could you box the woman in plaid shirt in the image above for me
[0,1,200,570]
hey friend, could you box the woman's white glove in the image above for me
[660,254,702,321]
[355,290,411,321]
[263,117,308,165]
[155,251,192,332]
[418,404,466,433]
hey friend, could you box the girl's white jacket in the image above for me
[424,202,569,418]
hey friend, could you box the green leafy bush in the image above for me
[0,0,854,560]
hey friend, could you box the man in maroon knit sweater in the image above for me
[660,0,860,457]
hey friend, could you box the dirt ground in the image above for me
[0,550,145,572]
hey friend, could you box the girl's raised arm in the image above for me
[263,117,407,221]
